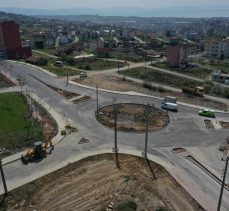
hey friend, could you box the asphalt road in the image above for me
[0,61,229,209]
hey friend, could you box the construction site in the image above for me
[1,154,204,211]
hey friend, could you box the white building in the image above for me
[204,40,222,58]
[204,38,229,59]
[222,38,229,58]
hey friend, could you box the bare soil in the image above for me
[73,95,91,104]
[31,99,58,140]
[97,103,170,132]
[220,121,229,129]
[72,74,228,111]
[0,73,14,87]
[3,154,204,211]
[47,85,79,99]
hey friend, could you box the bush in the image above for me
[158,85,166,92]
[143,81,153,89]
[222,88,229,98]
[84,63,92,70]
[211,84,222,95]
[117,202,137,211]
[143,81,157,91]
[203,83,212,94]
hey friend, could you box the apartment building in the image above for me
[167,46,189,67]
[0,21,31,59]
[204,38,229,59]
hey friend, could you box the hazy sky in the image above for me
[1,0,229,9]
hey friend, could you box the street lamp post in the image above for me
[65,63,69,86]
[118,57,120,73]
[96,85,99,118]
[142,103,150,159]
[217,151,229,211]
[112,108,118,153]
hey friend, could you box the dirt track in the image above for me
[4,154,203,211]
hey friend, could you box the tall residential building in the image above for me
[203,40,222,58]
[167,46,189,67]
[0,21,32,59]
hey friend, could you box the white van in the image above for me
[161,102,178,112]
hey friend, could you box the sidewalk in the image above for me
[0,86,20,93]
[6,60,58,78]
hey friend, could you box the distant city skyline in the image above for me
[1,0,229,10]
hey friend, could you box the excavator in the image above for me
[21,136,53,164]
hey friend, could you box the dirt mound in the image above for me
[97,103,170,132]
[3,154,203,211]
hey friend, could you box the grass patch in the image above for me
[121,67,202,89]
[75,59,125,70]
[112,52,146,62]
[41,65,80,77]
[190,57,229,73]
[153,62,212,79]
[0,93,43,151]
[36,48,55,55]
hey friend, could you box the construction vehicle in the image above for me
[21,141,47,163]
[181,84,204,97]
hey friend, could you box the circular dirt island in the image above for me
[96,103,170,132]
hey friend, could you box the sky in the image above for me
[1,0,229,9]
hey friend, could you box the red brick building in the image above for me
[0,21,32,59]
[167,46,188,67]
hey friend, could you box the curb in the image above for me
[6,60,58,78]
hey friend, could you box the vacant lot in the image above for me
[0,93,43,154]
[189,57,229,73]
[72,74,228,111]
[121,67,229,99]
[3,154,203,211]
[121,67,202,88]
[75,59,125,70]
[153,62,212,79]
[40,65,80,77]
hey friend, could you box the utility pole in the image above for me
[217,151,229,211]
[112,108,118,153]
[142,103,150,159]
[0,159,8,196]
[66,64,69,86]
[96,85,99,118]
[117,55,120,73]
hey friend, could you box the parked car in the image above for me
[198,109,215,118]
[161,102,178,112]
[54,61,64,67]
[80,71,87,78]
